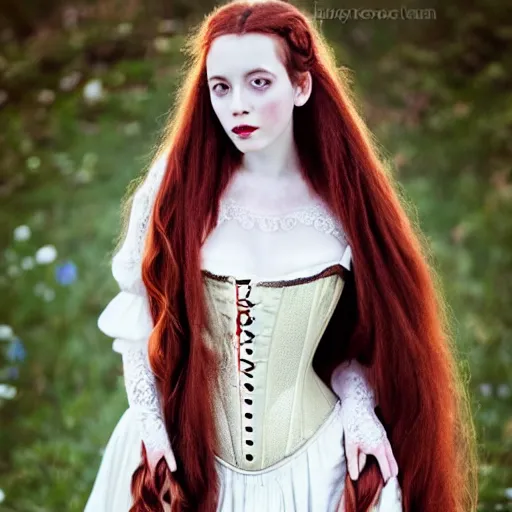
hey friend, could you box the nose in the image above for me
[230,85,249,116]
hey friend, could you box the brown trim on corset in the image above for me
[201,263,346,288]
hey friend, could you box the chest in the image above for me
[200,199,347,279]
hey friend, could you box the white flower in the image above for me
[35,244,57,264]
[53,152,74,175]
[505,488,512,500]
[33,282,47,297]
[154,37,172,54]
[13,225,31,241]
[158,19,179,34]
[479,383,493,397]
[59,71,81,92]
[74,169,92,184]
[117,22,132,36]
[43,288,55,302]
[83,79,105,104]
[123,121,140,136]
[0,488,4,503]
[0,324,14,340]
[27,156,41,172]
[478,463,493,476]
[497,384,511,399]
[0,384,17,399]
[21,256,35,270]
[37,89,55,105]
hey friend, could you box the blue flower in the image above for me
[6,337,26,363]
[55,260,78,286]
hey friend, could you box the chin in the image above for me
[232,137,271,153]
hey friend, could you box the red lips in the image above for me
[232,125,259,135]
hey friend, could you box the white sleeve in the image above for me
[98,150,168,354]
[330,359,376,408]
[97,150,176,472]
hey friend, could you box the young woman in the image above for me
[84,1,477,511]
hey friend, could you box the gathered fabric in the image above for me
[84,400,402,511]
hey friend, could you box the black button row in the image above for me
[236,280,257,464]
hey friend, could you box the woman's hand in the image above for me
[339,397,398,482]
[120,345,178,477]
[146,446,178,477]
[331,360,399,482]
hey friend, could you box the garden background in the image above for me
[0,0,511,510]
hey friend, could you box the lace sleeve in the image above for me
[121,344,177,473]
[332,360,400,487]
[97,149,176,473]
[330,359,376,408]
[331,359,385,450]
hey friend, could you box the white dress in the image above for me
[84,153,403,511]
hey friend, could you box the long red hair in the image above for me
[121,1,478,510]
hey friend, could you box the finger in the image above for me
[166,452,177,473]
[147,452,161,477]
[346,443,360,480]
[374,445,391,482]
[384,439,399,477]
[358,452,367,473]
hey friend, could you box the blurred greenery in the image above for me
[0,1,511,511]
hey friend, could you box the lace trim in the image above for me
[218,197,347,245]
[331,361,386,449]
[121,345,172,455]
[331,360,376,406]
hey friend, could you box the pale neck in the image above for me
[240,120,299,179]
[223,166,318,215]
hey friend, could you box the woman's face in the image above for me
[206,33,311,153]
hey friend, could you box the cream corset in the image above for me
[201,264,347,471]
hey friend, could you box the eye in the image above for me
[212,83,229,95]
[252,78,271,89]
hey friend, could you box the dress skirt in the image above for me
[84,400,402,511]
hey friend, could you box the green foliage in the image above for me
[0,3,511,511]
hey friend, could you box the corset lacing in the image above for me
[235,278,258,464]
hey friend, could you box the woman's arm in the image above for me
[121,344,177,473]
[97,149,176,475]
[331,359,398,482]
